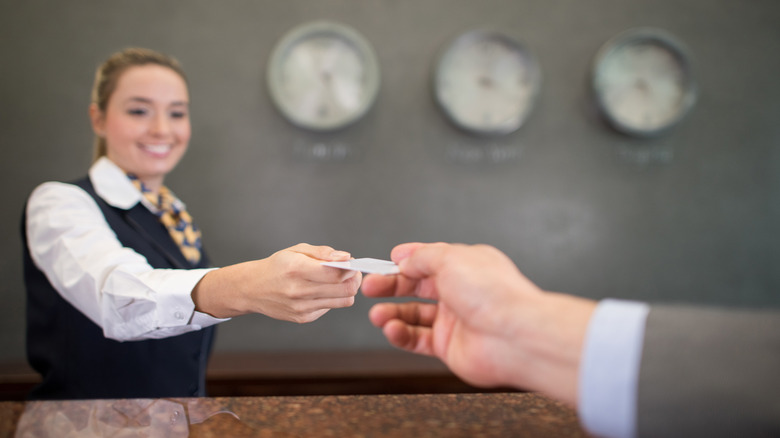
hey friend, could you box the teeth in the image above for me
[142,144,172,154]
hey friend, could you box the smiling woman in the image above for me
[90,63,191,191]
[21,48,362,401]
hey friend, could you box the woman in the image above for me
[22,48,361,400]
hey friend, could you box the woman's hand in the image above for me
[192,243,361,322]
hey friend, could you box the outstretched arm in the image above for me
[362,242,596,406]
[193,243,361,323]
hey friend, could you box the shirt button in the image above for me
[174,311,184,320]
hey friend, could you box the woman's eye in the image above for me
[170,111,188,119]
[127,108,148,116]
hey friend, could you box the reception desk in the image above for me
[1,393,589,437]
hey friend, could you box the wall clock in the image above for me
[267,21,381,131]
[433,29,542,136]
[591,27,697,137]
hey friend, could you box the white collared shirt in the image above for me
[25,157,227,342]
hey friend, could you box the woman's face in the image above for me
[91,64,191,190]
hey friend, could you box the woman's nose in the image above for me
[150,113,172,136]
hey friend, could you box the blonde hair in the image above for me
[90,48,188,162]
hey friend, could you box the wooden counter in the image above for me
[1,393,590,437]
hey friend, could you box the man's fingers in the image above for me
[369,302,437,327]
[361,273,398,298]
[382,319,436,356]
[395,242,450,281]
[390,242,426,263]
[362,271,426,298]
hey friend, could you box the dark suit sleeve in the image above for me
[637,305,780,438]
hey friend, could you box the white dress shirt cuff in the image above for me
[143,267,228,329]
[578,299,650,438]
[102,267,228,340]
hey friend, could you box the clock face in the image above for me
[433,29,541,136]
[267,21,380,131]
[592,28,697,137]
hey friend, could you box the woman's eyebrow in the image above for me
[124,97,189,106]
[124,96,154,104]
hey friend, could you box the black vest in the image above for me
[23,177,215,400]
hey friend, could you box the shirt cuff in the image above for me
[143,268,228,329]
[191,310,230,328]
[578,299,650,438]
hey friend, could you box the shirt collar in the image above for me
[89,157,186,212]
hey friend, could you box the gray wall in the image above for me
[1,1,779,362]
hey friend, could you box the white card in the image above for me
[321,258,400,275]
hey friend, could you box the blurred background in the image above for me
[1,0,778,366]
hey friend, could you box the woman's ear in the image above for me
[89,103,105,137]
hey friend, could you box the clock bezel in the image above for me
[591,27,698,138]
[267,20,381,131]
[432,28,542,136]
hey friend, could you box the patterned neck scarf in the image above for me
[127,174,202,265]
